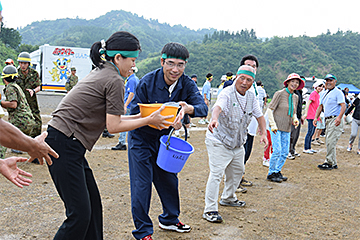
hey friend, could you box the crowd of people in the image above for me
[1,29,360,240]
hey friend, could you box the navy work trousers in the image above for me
[128,130,180,240]
[46,126,103,240]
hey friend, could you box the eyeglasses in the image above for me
[164,61,186,69]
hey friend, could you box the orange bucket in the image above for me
[138,103,179,129]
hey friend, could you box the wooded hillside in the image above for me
[1,10,359,96]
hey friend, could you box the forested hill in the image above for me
[18,10,215,59]
[2,12,359,97]
[136,30,360,97]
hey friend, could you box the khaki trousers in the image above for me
[325,117,344,165]
[204,138,245,213]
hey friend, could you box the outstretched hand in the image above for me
[0,157,33,188]
[27,132,59,166]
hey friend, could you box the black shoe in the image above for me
[111,143,127,150]
[102,130,115,138]
[31,158,40,164]
[317,162,334,170]
[267,172,282,182]
[277,172,288,181]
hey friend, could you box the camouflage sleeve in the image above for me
[33,70,41,88]
[4,85,19,103]
[71,78,78,88]
[65,82,70,92]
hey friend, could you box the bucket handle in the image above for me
[166,124,188,150]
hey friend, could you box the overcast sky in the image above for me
[2,0,359,38]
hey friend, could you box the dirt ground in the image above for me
[1,94,360,239]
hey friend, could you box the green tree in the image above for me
[17,44,39,53]
[0,24,22,49]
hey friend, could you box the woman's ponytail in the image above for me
[90,41,104,68]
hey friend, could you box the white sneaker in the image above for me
[287,153,295,160]
[303,149,313,154]
[235,185,247,193]
[293,152,301,157]
[174,130,180,137]
[312,140,320,146]
[190,122,196,127]
[310,149,317,153]
[317,139,325,144]
[205,119,210,124]
[198,119,206,124]
[263,157,270,167]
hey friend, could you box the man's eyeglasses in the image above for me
[164,61,186,69]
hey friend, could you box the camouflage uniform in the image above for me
[16,67,42,137]
[65,74,78,92]
[3,82,35,136]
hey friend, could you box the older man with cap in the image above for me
[202,65,267,223]
[314,74,345,170]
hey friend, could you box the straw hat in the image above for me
[283,73,305,90]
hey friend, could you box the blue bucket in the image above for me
[157,128,194,173]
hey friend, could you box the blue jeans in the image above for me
[304,119,315,150]
[118,108,130,144]
[268,130,290,175]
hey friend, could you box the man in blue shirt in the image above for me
[128,42,208,240]
[112,66,140,150]
[199,73,212,124]
[314,74,345,170]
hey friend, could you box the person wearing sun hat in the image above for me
[265,73,304,182]
[313,73,346,170]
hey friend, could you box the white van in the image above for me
[30,44,92,92]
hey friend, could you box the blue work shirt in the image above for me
[124,73,139,109]
[202,81,211,100]
[320,87,345,117]
[130,67,208,136]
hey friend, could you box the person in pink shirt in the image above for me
[301,80,325,154]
